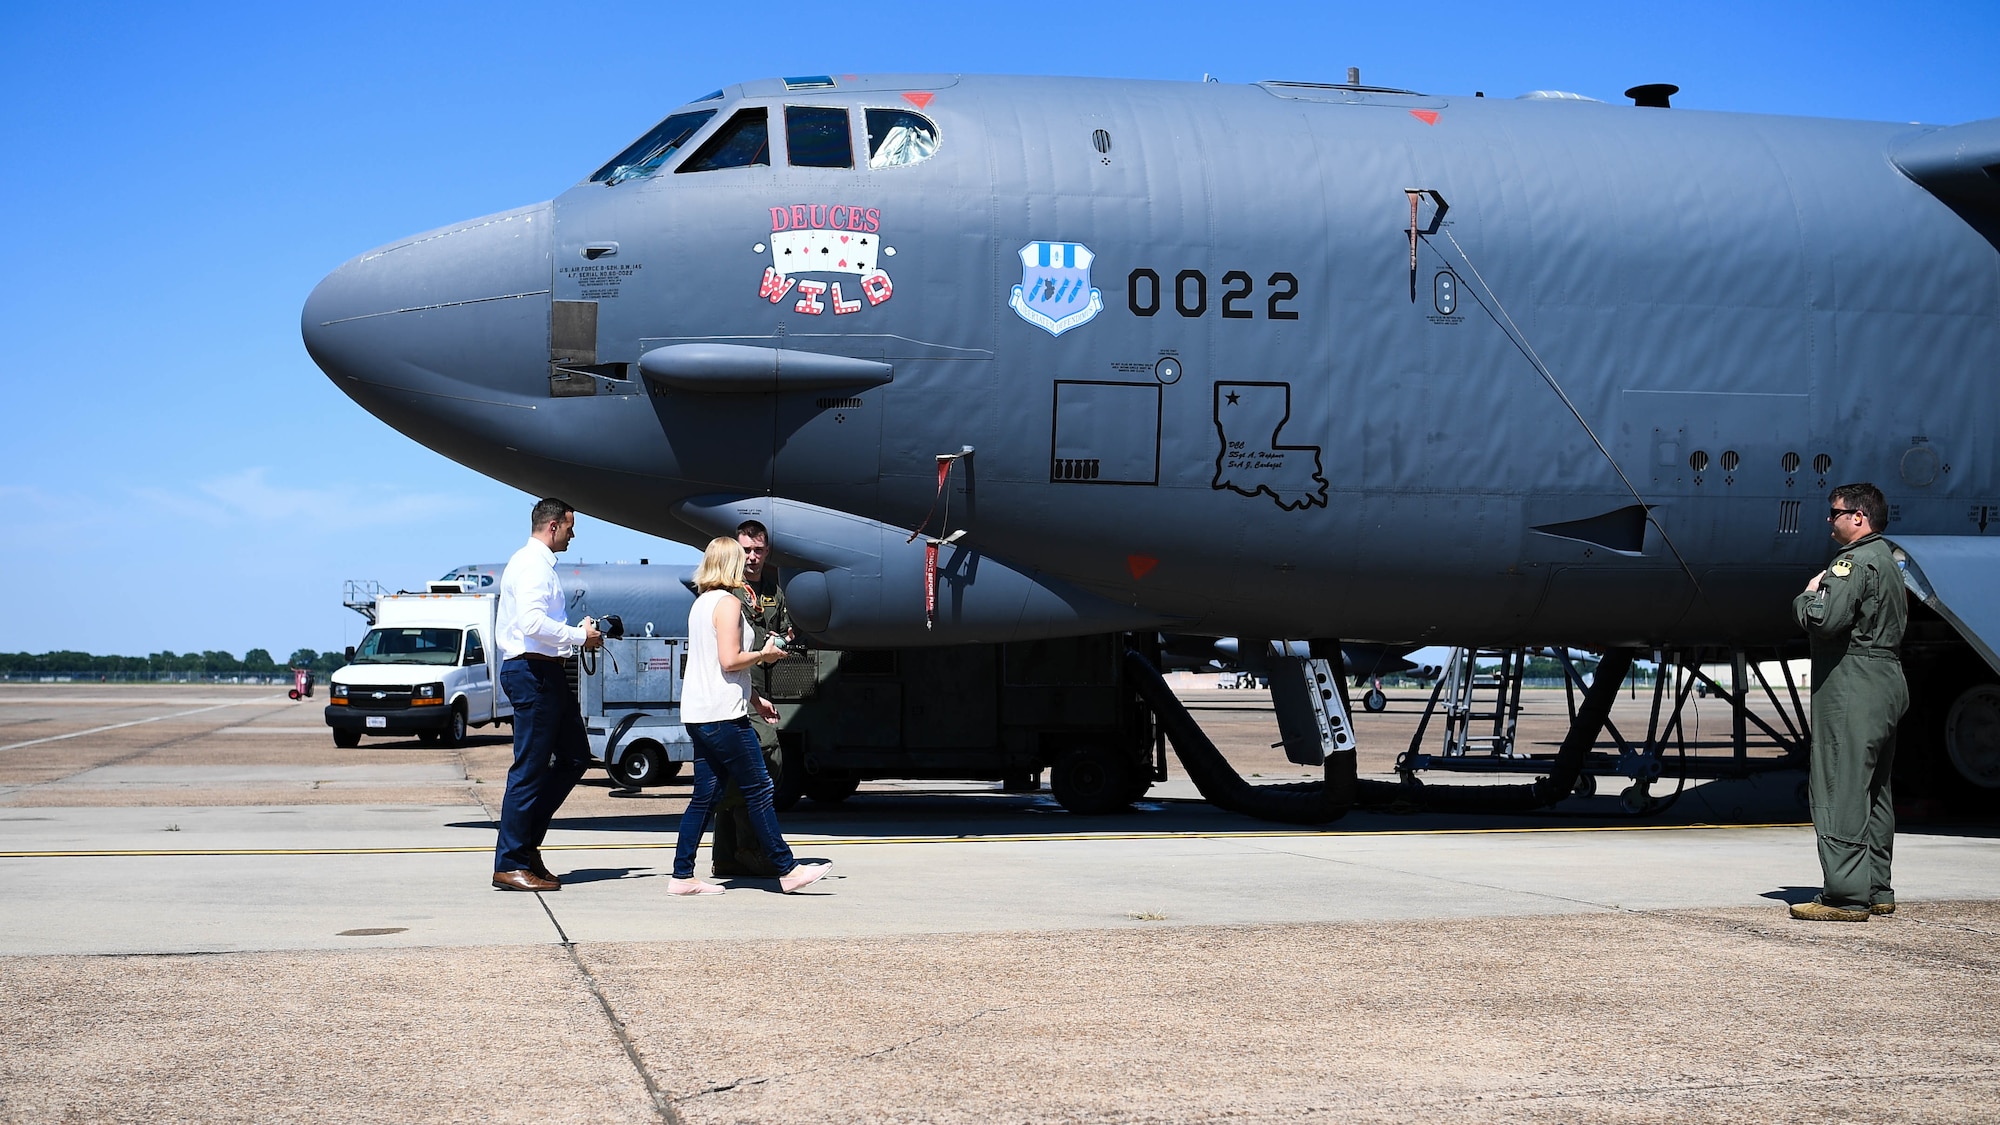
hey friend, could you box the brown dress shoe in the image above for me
[493,870,559,892]
[526,848,559,884]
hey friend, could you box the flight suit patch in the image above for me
[1829,558,1854,578]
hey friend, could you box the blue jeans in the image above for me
[675,717,797,879]
[494,658,592,873]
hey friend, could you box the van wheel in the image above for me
[608,741,669,788]
[1051,745,1134,815]
[439,705,468,749]
[333,729,361,749]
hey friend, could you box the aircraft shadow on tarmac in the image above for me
[444,775,1999,842]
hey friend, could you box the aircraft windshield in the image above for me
[677,107,770,172]
[866,109,938,169]
[786,106,853,168]
[589,109,717,185]
[352,627,463,666]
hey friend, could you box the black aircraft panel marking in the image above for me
[1050,381,1161,485]
[1212,381,1327,511]
[1127,269,1300,319]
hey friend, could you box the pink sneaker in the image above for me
[669,877,726,896]
[779,862,831,894]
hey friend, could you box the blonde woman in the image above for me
[670,537,830,895]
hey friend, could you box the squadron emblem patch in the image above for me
[1830,558,1854,578]
[1010,241,1104,336]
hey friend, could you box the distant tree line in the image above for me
[0,647,349,680]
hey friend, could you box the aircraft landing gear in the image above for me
[1051,743,1135,815]
[1362,686,1388,713]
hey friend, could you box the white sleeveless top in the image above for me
[682,589,753,723]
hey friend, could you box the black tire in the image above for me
[1051,744,1135,815]
[332,728,361,749]
[1363,688,1388,713]
[438,705,468,749]
[803,775,860,804]
[1944,682,2000,792]
[607,741,669,788]
[1572,773,1597,799]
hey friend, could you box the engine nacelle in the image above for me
[674,495,1176,647]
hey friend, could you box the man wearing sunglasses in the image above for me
[1790,483,1907,922]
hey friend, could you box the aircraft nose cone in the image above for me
[302,202,552,397]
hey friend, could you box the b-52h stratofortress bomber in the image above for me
[302,72,2000,802]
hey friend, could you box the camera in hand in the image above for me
[595,614,625,640]
[780,635,811,657]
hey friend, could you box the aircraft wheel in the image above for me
[607,741,669,788]
[438,706,468,749]
[1051,744,1135,815]
[1944,683,2000,791]
[804,775,860,804]
[332,728,361,749]
[1572,773,1596,799]
[1363,688,1387,713]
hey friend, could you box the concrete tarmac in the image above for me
[3,682,1998,1123]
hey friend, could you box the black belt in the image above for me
[515,653,564,665]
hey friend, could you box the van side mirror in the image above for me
[344,646,356,664]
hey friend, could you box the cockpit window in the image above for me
[584,109,720,184]
[695,90,723,102]
[866,109,939,169]
[589,110,717,186]
[786,106,853,169]
[677,107,771,173]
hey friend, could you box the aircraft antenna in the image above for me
[1428,224,1708,600]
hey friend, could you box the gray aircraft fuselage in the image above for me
[302,74,2000,652]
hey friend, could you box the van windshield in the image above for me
[352,628,464,665]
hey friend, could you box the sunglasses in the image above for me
[1828,508,1862,521]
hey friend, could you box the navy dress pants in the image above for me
[495,658,592,873]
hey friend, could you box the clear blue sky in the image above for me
[4,1,1996,659]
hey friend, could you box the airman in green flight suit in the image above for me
[1790,483,1908,922]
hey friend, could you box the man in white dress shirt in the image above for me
[491,497,603,892]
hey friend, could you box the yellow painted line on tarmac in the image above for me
[0,821,1811,859]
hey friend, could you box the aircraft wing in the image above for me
[1891,536,2000,674]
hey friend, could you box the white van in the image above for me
[325,587,509,748]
